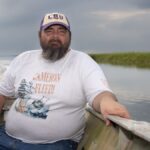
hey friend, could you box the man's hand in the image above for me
[92,91,130,126]
[100,98,130,125]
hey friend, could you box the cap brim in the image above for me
[41,22,70,31]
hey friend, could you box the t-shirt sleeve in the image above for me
[80,54,113,106]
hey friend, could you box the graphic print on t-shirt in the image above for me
[15,72,60,119]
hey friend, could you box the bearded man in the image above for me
[0,12,130,150]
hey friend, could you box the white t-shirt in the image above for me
[0,49,112,143]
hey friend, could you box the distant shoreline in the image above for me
[89,52,150,68]
[1,52,150,68]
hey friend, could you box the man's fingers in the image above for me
[102,107,131,125]
[105,119,111,126]
[103,114,111,126]
[106,106,131,119]
[113,107,131,119]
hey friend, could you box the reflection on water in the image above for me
[100,64,150,122]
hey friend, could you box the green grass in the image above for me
[89,52,150,68]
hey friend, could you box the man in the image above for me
[0,12,130,150]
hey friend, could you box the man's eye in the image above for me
[59,29,66,34]
[45,30,53,33]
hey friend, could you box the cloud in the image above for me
[131,0,150,9]
[79,8,150,53]
[91,9,150,21]
[0,0,150,55]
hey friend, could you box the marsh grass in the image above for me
[89,52,150,68]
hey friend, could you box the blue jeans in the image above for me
[0,124,78,150]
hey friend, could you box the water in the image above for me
[101,64,150,101]
[101,64,150,122]
[0,58,150,122]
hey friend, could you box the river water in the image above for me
[101,64,150,122]
[0,59,150,122]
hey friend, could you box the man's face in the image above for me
[39,25,71,61]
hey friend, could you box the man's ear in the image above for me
[39,31,41,38]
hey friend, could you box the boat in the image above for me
[77,105,150,150]
[1,100,150,150]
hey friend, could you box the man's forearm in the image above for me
[92,91,118,113]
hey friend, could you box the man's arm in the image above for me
[0,95,6,113]
[92,91,130,125]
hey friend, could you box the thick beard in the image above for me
[40,39,70,61]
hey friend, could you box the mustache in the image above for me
[49,39,62,44]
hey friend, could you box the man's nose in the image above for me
[52,31,59,39]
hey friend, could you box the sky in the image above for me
[0,0,150,56]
